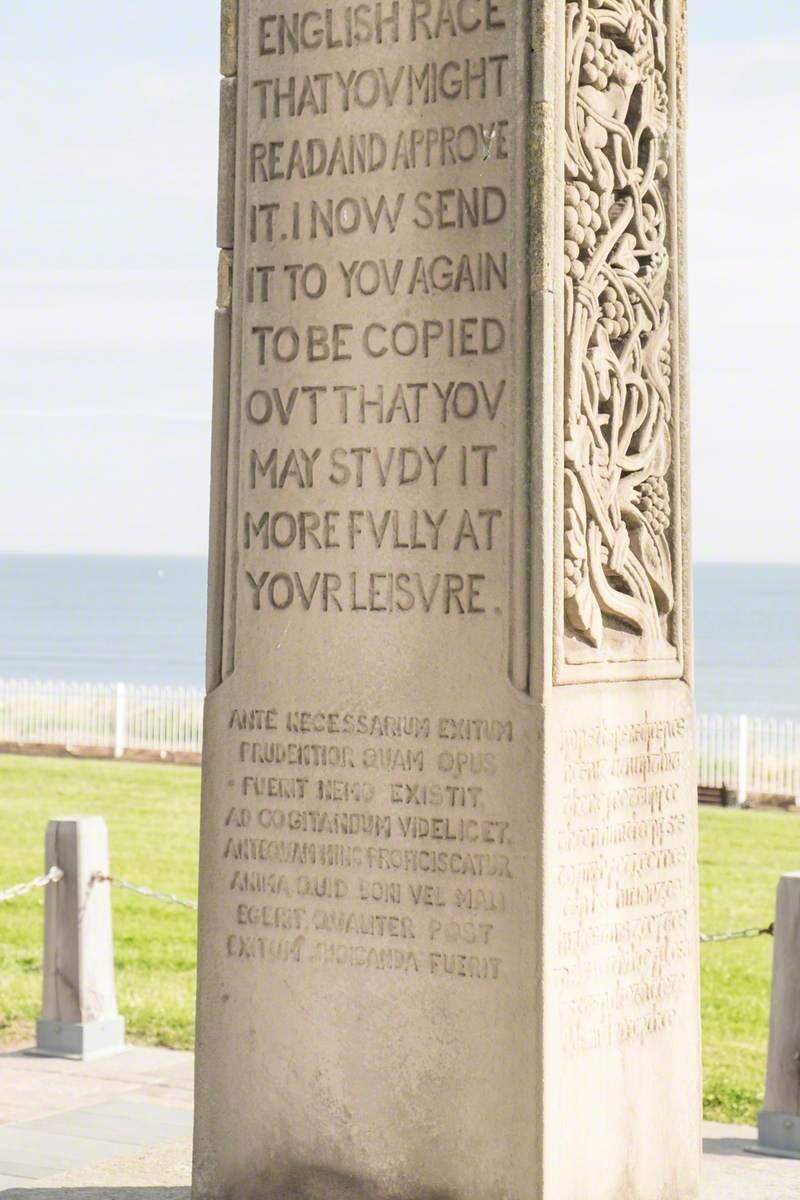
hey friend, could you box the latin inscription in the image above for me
[557,710,693,1053]
[219,705,514,981]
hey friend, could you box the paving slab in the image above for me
[0,1048,193,1193]
[0,1135,192,1197]
[702,1120,800,1199]
[0,1047,193,1127]
[0,1131,135,1173]
[0,1101,192,1187]
[15,1100,193,1151]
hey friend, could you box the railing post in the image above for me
[114,681,127,759]
[32,817,125,1059]
[737,713,749,807]
[756,872,800,1158]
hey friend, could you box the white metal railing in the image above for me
[0,682,798,797]
[696,713,800,803]
[0,679,203,757]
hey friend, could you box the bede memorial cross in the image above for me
[194,1,699,1197]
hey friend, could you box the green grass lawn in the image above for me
[0,754,796,1123]
[0,754,199,1049]
[699,805,800,1124]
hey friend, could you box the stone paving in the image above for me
[0,1046,193,1194]
[702,1121,800,1199]
[1,1047,798,1197]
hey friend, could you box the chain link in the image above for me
[94,873,197,911]
[0,866,64,903]
[0,865,776,938]
[700,923,774,944]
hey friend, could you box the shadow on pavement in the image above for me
[703,1135,759,1158]
[703,1135,800,1165]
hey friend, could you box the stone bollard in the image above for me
[32,816,125,1059]
[757,871,800,1157]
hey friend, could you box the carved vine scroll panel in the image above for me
[559,0,686,681]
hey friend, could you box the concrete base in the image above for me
[29,1016,126,1060]
[752,1110,800,1158]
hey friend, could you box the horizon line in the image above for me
[0,552,798,569]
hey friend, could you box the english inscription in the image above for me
[235,0,522,622]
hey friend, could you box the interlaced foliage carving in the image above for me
[563,0,677,662]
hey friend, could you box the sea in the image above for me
[0,556,797,719]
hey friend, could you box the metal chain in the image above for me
[94,873,197,911]
[0,866,64,903]
[700,923,774,944]
[0,865,775,938]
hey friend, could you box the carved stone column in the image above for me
[194,2,699,1196]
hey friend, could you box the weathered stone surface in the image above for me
[194,2,699,1196]
[36,817,125,1060]
[216,77,237,250]
[220,0,238,78]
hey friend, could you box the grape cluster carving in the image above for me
[563,0,676,657]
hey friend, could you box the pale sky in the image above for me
[1,2,798,561]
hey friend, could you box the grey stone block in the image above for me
[754,1111,800,1159]
[33,1018,126,1062]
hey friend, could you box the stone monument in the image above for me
[194,1,699,1196]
